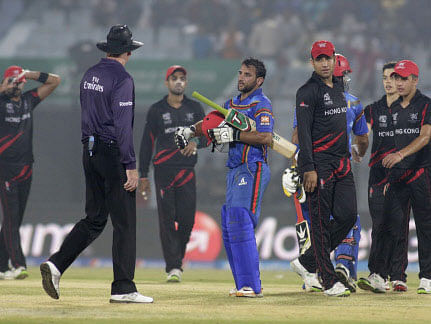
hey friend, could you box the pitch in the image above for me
[0,267,430,323]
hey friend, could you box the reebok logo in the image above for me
[119,101,133,107]
[238,177,247,186]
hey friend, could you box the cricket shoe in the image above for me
[0,267,28,280]
[166,268,182,283]
[392,280,407,292]
[357,273,386,293]
[236,287,263,298]
[384,280,391,291]
[335,263,356,293]
[40,261,61,299]
[417,278,431,294]
[324,282,350,297]
[110,292,153,303]
[290,258,322,292]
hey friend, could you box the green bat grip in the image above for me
[192,91,228,116]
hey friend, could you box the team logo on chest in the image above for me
[323,93,333,106]
[392,112,398,126]
[408,112,418,123]
[379,115,387,128]
[186,112,194,122]
[162,112,172,125]
[6,103,14,114]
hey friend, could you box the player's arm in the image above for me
[351,104,369,162]
[296,86,317,192]
[236,130,272,146]
[382,124,431,168]
[138,106,159,198]
[24,70,61,101]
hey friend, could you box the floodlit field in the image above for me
[1,267,430,323]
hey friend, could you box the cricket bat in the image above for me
[192,91,297,159]
[293,191,311,255]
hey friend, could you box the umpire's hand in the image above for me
[303,170,317,192]
[124,169,139,192]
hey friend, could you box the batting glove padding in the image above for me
[208,126,240,145]
[282,166,305,202]
[175,125,196,149]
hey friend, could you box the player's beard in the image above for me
[4,87,21,98]
[238,80,257,94]
[170,84,185,96]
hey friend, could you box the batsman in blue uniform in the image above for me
[284,54,369,292]
[175,58,273,297]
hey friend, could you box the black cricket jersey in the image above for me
[139,95,206,177]
[296,72,349,173]
[364,95,397,168]
[389,90,431,169]
[0,89,41,165]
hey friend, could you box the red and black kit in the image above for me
[0,89,41,271]
[139,95,205,272]
[385,90,431,280]
[296,72,357,289]
[365,95,408,281]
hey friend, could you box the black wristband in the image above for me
[233,128,241,141]
[37,72,49,83]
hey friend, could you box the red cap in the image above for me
[165,65,187,80]
[391,60,419,78]
[333,54,352,77]
[3,65,26,83]
[311,40,335,59]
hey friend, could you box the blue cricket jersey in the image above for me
[223,88,274,169]
[293,91,367,152]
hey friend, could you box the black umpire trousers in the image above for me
[49,141,137,294]
[368,167,409,281]
[385,167,431,280]
[299,158,357,290]
[0,163,32,271]
[154,166,196,273]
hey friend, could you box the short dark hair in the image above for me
[107,53,122,58]
[382,61,397,73]
[241,57,266,79]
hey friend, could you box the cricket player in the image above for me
[175,57,273,297]
[358,62,409,293]
[291,41,357,297]
[283,54,368,293]
[380,60,431,294]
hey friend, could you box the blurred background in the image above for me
[1,0,430,269]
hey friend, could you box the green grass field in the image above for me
[1,267,431,323]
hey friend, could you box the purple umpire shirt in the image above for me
[80,58,136,169]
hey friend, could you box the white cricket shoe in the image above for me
[236,286,263,298]
[166,268,182,283]
[1,267,29,280]
[357,273,386,293]
[40,261,61,299]
[418,278,431,294]
[229,288,237,296]
[110,292,154,303]
[392,280,407,292]
[324,281,350,297]
[335,263,356,293]
[290,258,322,292]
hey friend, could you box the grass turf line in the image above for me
[0,267,431,323]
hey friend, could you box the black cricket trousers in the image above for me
[154,166,196,273]
[49,140,137,294]
[368,166,409,281]
[0,163,32,271]
[299,157,357,290]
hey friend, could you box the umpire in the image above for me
[139,65,206,282]
[40,25,153,303]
